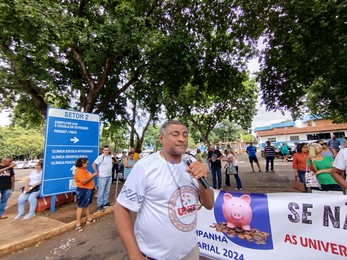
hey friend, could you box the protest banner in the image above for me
[197,190,346,260]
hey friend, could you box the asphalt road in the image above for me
[3,211,212,260]
[3,212,129,260]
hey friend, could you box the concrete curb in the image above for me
[0,206,114,257]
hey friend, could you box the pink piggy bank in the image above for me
[222,193,252,231]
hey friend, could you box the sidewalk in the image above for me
[0,154,297,257]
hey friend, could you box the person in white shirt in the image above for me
[92,146,113,212]
[331,137,347,191]
[14,160,43,220]
[114,120,214,260]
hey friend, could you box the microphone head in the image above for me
[182,154,196,166]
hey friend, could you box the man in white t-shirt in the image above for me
[331,137,347,191]
[92,146,113,212]
[114,120,214,260]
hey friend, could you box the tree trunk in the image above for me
[204,136,211,150]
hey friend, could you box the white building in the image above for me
[254,115,347,148]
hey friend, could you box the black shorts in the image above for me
[76,187,93,208]
[249,156,258,163]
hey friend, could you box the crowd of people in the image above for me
[292,136,346,193]
[1,124,347,259]
[0,145,139,224]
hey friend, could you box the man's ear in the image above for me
[158,134,163,144]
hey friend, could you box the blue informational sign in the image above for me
[41,108,100,196]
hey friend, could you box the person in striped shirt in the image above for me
[264,141,276,172]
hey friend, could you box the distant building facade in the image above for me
[255,115,347,149]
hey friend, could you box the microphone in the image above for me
[183,156,210,189]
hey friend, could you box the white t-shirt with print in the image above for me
[333,148,347,179]
[93,154,112,177]
[117,151,199,260]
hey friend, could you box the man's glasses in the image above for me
[319,142,327,145]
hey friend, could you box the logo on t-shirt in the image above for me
[168,186,198,232]
[0,170,11,177]
[212,154,217,162]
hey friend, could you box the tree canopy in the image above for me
[246,0,347,121]
[0,126,44,159]
[0,1,258,122]
[165,76,257,148]
[3,0,345,148]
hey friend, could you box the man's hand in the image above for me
[186,161,207,180]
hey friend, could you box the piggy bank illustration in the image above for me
[222,193,252,231]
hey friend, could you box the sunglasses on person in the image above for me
[318,142,327,145]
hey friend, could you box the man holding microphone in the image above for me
[114,120,214,259]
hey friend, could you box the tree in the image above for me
[212,120,240,143]
[245,0,347,121]
[142,124,161,152]
[0,0,152,124]
[1,0,260,131]
[0,126,44,159]
[242,133,256,144]
[165,76,258,149]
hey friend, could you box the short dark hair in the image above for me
[75,157,88,167]
[159,120,187,135]
[296,143,306,153]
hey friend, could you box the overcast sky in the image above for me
[0,111,10,126]
[252,105,292,129]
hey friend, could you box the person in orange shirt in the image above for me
[74,158,99,232]
[292,143,309,187]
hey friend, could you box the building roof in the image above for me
[257,124,347,137]
[270,121,295,128]
[301,114,324,123]
[254,121,295,132]
[254,126,271,131]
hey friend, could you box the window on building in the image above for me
[268,138,276,142]
[290,136,300,141]
[318,133,331,139]
[307,134,316,140]
[307,133,331,140]
[333,132,345,138]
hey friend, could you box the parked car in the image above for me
[15,161,26,169]
[27,160,39,169]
